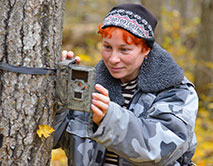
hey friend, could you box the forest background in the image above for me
[48,0,213,165]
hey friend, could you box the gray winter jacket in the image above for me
[53,43,198,166]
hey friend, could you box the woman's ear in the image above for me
[142,47,151,58]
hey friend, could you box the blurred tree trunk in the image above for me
[0,0,65,165]
[141,0,163,44]
[117,0,141,4]
[194,0,213,108]
[179,0,188,24]
[176,0,193,24]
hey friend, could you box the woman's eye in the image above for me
[121,48,130,53]
[103,45,111,50]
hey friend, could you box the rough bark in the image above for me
[0,0,65,165]
[194,0,213,106]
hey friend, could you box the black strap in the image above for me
[0,62,56,75]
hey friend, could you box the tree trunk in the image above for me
[117,0,141,4]
[141,0,163,44]
[0,0,65,165]
[194,0,213,108]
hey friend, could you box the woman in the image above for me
[53,3,198,166]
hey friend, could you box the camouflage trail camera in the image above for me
[56,59,96,113]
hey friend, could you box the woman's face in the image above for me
[101,29,150,83]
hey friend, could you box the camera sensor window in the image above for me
[72,69,88,82]
[74,92,82,99]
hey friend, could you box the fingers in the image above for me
[61,50,67,61]
[91,84,110,125]
[75,56,81,64]
[92,97,109,113]
[61,50,81,64]
[92,84,110,105]
[94,84,109,97]
[92,92,109,106]
[91,104,105,125]
[61,50,74,60]
[67,51,74,59]
[92,92,109,118]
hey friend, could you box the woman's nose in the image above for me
[109,51,120,64]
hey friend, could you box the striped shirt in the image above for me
[104,78,138,166]
[121,77,138,109]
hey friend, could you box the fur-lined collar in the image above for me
[95,43,184,104]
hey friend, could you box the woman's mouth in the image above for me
[110,67,123,72]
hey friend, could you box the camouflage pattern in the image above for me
[56,59,96,113]
[53,43,198,166]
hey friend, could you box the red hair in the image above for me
[98,23,150,52]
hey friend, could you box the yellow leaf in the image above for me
[37,125,55,138]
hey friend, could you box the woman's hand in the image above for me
[91,84,110,125]
[61,50,81,64]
